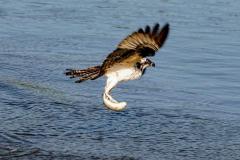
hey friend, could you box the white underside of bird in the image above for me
[103,58,150,111]
[103,64,143,111]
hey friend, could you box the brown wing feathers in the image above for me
[101,23,169,73]
[117,23,169,54]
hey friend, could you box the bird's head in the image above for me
[135,58,155,75]
[139,58,155,69]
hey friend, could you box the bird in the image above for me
[65,23,170,111]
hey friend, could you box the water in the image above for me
[0,0,240,159]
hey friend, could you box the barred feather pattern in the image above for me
[65,65,101,83]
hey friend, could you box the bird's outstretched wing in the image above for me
[101,23,169,72]
[117,23,169,56]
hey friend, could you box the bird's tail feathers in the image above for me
[65,65,102,83]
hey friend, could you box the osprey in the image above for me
[65,23,169,111]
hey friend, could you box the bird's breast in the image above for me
[105,67,142,82]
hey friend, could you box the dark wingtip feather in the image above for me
[145,25,151,33]
[163,23,170,34]
[158,23,170,47]
[163,23,170,32]
[138,28,144,33]
[152,23,160,35]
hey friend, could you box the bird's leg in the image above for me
[104,77,118,103]
[105,93,117,103]
[103,76,127,111]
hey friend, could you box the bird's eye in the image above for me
[135,62,141,69]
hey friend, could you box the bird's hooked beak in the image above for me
[146,59,155,67]
[151,61,155,67]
